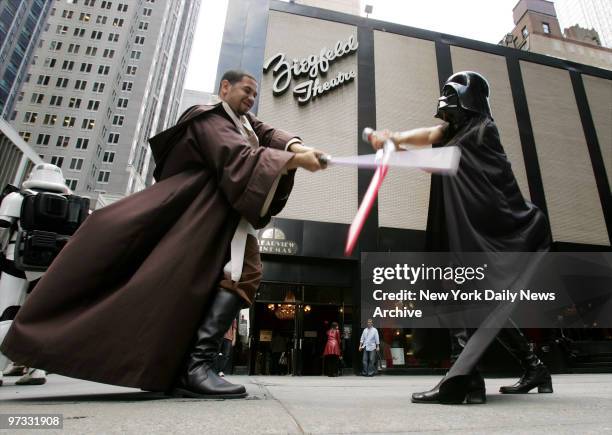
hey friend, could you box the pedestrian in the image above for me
[323,322,342,377]
[369,71,552,404]
[1,69,327,399]
[215,319,237,377]
[359,319,379,376]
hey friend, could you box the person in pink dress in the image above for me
[322,322,342,377]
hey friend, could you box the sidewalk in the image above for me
[1,374,611,434]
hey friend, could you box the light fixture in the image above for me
[364,4,373,18]
[304,305,311,313]
[274,290,296,320]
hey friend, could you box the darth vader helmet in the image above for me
[435,71,492,123]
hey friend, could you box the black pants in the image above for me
[324,355,339,376]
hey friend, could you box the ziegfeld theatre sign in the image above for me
[263,34,358,104]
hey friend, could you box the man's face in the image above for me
[367,320,373,328]
[220,76,258,116]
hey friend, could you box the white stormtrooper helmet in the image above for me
[22,163,70,194]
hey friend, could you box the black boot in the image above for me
[411,329,486,404]
[411,372,486,404]
[497,327,553,394]
[171,289,247,399]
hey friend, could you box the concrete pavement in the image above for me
[1,374,611,434]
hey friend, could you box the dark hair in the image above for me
[331,322,339,329]
[218,69,256,92]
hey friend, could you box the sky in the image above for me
[184,0,527,93]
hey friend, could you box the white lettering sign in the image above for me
[263,34,358,104]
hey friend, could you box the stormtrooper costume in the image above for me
[0,164,89,386]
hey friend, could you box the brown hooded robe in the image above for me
[1,103,297,391]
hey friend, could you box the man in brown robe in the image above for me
[0,69,325,398]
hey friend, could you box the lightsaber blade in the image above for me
[318,146,461,174]
[344,133,395,256]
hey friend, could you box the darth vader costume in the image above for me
[412,72,553,404]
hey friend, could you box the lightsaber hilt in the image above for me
[362,127,374,143]
[318,154,332,165]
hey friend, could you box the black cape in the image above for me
[423,118,552,393]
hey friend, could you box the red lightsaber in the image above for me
[344,128,395,256]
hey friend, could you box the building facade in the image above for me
[216,0,612,376]
[8,0,200,206]
[554,0,612,49]
[0,118,43,192]
[0,0,52,120]
[500,0,612,70]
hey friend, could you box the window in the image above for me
[56,135,71,147]
[50,156,64,168]
[96,144,103,159]
[79,13,91,22]
[80,62,92,73]
[74,80,87,90]
[98,65,110,75]
[19,132,32,142]
[56,25,69,35]
[63,117,76,128]
[49,95,63,106]
[107,132,120,143]
[70,158,84,171]
[85,0,96,6]
[82,119,95,130]
[112,18,124,27]
[62,10,74,19]
[143,7,152,16]
[69,97,82,108]
[542,22,550,34]
[87,100,100,111]
[67,43,80,53]
[138,21,148,31]
[85,46,97,56]
[103,151,115,163]
[97,170,110,183]
[24,112,38,123]
[126,65,137,75]
[134,36,145,45]
[103,48,115,58]
[101,1,112,9]
[56,77,69,88]
[112,114,124,126]
[62,60,75,70]
[37,134,51,146]
[93,82,106,93]
[108,33,119,42]
[91,30,103,40]
[49,40,63,51]
[76,138,90,149]
[117,98,128,109]
[96,15,107,24]
[522,26,529,39]
[73,27,85,37]
[121,81,132,91]
[43,114,57,126]
[117,3,128,12]
[130,50,141,60]
[66,179,78,190]
[44,57,57,68]
[31,93,44,104]
[37,75,50,85]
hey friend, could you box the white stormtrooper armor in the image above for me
[0,164,89,386]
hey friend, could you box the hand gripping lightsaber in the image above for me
[338,128,461,256]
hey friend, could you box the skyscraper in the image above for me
[0,0,53,120]
[554,0,612,48]
[9,0,201,205]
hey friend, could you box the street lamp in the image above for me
[364,4,373,19]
